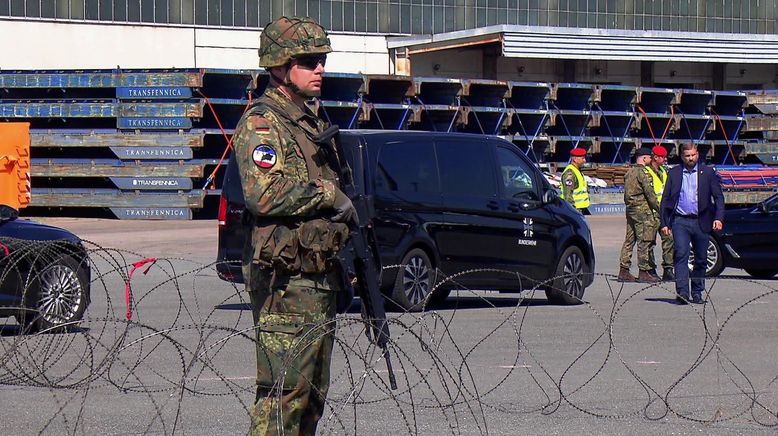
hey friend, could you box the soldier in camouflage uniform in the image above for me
[561,147,591,215]
[618,147,661,283]
[646,145,675,281]
[234,16,357,436]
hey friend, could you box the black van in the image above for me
[217,130,595,311]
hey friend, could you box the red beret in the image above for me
[652,145,667,157]
[570,148,587,157]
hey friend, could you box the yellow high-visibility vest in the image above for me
[645,165,667,203]
[563,164,590,209]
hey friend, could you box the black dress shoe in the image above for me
[675,296,689,305]
[691,295,704,304]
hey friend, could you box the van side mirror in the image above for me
[542,189,559,205]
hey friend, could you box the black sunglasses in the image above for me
[293,55,327,70]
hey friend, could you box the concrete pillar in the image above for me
[712,63,726,90]
[482,44,499,80]
[563,59,576,82]
[640,61,654,86]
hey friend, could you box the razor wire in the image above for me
[1,239,777,434]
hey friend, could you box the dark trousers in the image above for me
[672,215,708,299]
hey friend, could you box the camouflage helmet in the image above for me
[258,16,332,68]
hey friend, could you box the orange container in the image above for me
[0,122,31,210]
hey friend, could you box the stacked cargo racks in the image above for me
[0,68,255,219]
[3,68,777,219]
[743,91,778,167]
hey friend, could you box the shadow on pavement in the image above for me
[215,294,553,314]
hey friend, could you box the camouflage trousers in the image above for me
[619,209,659,272]
[245,265,338,436]
[655,213,674,269]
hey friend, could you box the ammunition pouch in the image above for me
[252,224,301,274]
[298,219,350,274]
[251,218,349,276]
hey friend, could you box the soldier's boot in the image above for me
[617,267,638,282]
[662,267,675,281]
[638,270,661,283]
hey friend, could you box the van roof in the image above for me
[340,129,501,140]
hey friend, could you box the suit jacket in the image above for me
[659,164,725,233]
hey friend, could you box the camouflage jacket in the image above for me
[623,164,659,214]
[561,166,581,206]
[233,86,338,219]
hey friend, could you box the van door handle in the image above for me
[487,200,499,210]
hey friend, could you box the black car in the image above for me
[217,130,595,310]
[694,192,778,278]
[0,206,91,331]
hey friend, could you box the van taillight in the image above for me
[218,194,227,227]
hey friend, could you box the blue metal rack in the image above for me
[4,68,776,218]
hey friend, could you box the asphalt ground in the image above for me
[1,216,777,435]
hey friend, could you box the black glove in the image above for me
[332,188,358,224]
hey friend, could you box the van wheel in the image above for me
[392,248,437,312]
[545,246,587,305]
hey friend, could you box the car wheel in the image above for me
[688,237,723,277]
[744,269,777,279]
[545,246,588,305]
[19,255,89,332]
[391,248,437,312]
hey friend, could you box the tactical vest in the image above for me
[645,166,667,203]
[243,96,348,277]
[249,96,340,183]
[563,164,590,209]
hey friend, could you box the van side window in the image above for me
[496,146,538,200]
[375,141,439,193]
[437,139,497,197]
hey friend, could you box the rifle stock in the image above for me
[316,125,398,390]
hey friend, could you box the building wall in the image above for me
[412,50,776,89]
[3,1,776,35]
[0,19,390,73]
[410,48,484,78]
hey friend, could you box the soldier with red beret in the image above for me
[561,148,590,215]
[647,145,674,280]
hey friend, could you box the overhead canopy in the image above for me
[388,25,778,63]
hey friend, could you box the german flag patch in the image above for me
[251,116,272,135]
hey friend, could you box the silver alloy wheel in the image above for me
[688,240,718,275]
[37,264,83,325]
[402,255,431,307]
[562,251,585,299]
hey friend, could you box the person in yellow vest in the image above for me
[561,147,590,215]
[646,145,674,281]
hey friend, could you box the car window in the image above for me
[495,146,538,200]
[436,138,497,197]
[375,140,439,194]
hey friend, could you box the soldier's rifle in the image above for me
[314,125,398,391]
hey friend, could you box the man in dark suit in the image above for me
[659,142,724,304]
